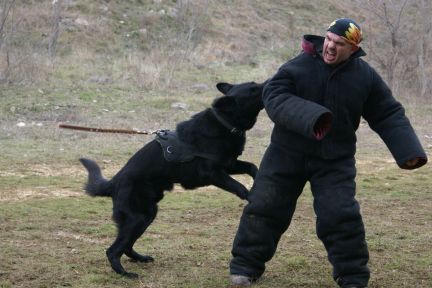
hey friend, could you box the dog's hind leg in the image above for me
[106,213,140,278]
[107,204,157,277]
[125,204,158,263]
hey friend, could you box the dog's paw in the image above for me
[127,252,154,263]
[136,255,154,263]
[123,271,139,278]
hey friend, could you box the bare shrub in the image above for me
[112,50,165,89]
[0,0,53,85]
[175,0,210,45]
[352,0,432,100]
[416,0,432,99]
[111,43,199,90]
[121,0,211,89]
[355,0,409,92]
[0,0,16,83]
[161,0,210,86]
[48,0,63,60]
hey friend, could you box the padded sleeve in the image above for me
[362,70,427,169]
[263,67,333,140]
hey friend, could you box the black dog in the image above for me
[79,81,265,277]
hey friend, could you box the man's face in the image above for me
[323,31,357,66]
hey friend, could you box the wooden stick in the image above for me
[58,123,158,135]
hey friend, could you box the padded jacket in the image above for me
[263,35,427,169]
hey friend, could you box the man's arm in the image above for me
[362,69,427,170]
[263,66,333,140]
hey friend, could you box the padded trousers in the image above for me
[230,143,370,287]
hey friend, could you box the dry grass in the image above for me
[0,0,339,88]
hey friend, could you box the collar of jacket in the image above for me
[301,34,366,58]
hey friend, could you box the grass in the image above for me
[1,62,431,288]
[1,72,430,287]
[0,123,431,287]
[0,178,430,288]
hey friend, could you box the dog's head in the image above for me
[212,81,265,131]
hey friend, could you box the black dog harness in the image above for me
[155,131,222,163]
[155,108,245,163]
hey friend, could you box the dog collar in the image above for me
[210,108,245,136]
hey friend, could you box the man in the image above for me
[229,18,427,287]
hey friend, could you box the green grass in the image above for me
[1,72,430,288]
[1,81,430,287]
[0,156,431,287]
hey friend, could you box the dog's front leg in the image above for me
[225,160,258,179]
[210,170,249,200]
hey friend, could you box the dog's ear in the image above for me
[216,82,234,95]
[213,96,236,112]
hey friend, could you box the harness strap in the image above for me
[156,130,224,163]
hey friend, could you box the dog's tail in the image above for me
[79,158,112,197]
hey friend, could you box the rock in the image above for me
[139,28,147,36]
[171,102,188,110]
[89,75,111,84]
[75,18,89,26]
[167,7,178,18]
[190,83,209,93]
